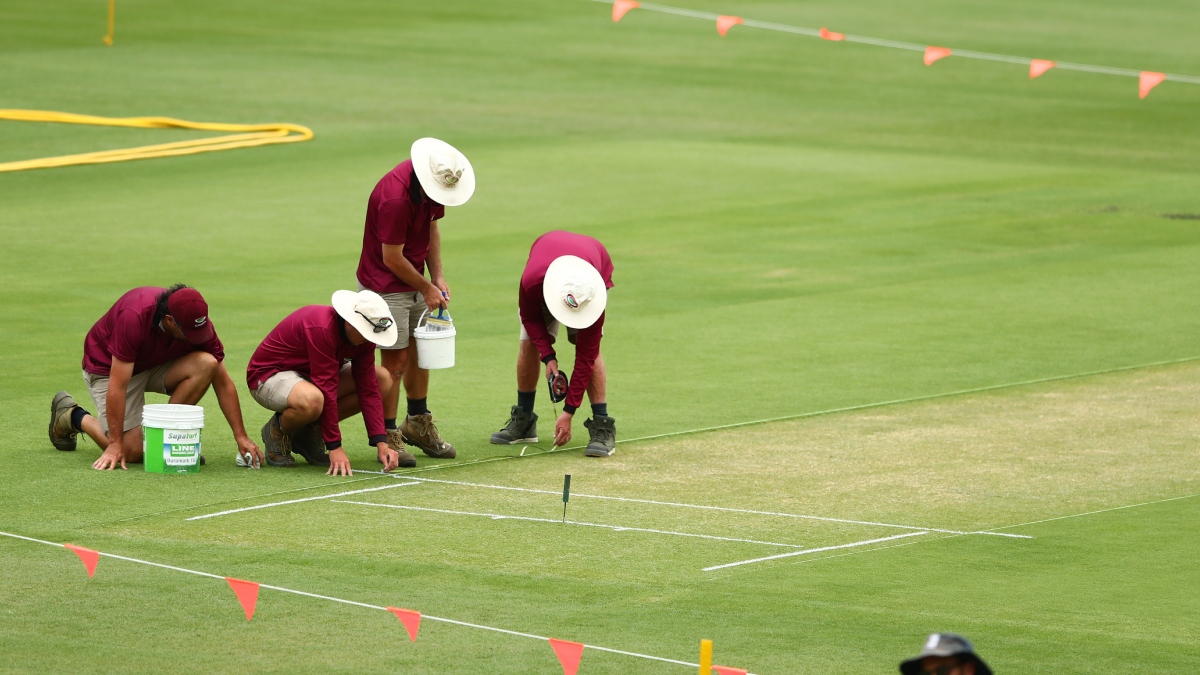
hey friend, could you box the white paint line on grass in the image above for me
[984,492,1200,533]
[702,532,929,572]
[332,500,808,548]
[185,482,420,521]
[0,530,713,671]
[358,473,1031,539]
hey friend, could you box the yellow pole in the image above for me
[103,0,114,46]
[699,639,713,675]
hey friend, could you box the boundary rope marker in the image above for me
[594,0,1200,94]
[0,530,720,672]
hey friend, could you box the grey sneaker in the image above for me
[291,423,330,466]
[381,429,418,468]
[490,406,538,444]
[401,413,456,458]
[584,415,616,458]
[49,391,80,451]
[260,414,296,467]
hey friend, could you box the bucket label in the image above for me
[163,429,200,467]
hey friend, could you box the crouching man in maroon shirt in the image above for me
[245,290,402,475]
[490,231,617,457]
[47,285,263,470]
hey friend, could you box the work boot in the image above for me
[382,429,418,468]
[490,406,538,444]
[401,413,456,458]
[260,414,296,467]
[584,415,616,458]
[291,423,330,466]
[49,391,80,451]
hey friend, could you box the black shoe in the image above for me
[490,406,538,444]
[291,423,330,466]
[584,415,616,458]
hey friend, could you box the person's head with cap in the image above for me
[411,138,475,207]
[543,255,607,330]
[155,284,215,345]
[331,290,399,348]
[900,633,992,675]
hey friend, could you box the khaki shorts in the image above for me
[250,364,351,412]
[358,284,428,350]
[82,362,173,434]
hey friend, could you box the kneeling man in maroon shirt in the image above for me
[47,285,263,470]
[245,290,403,475]
[490,231,617,457]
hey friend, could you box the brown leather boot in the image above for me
[401,413,456,458]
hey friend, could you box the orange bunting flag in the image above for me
[1029,59,1055,79]
[225,577,260,621]
[819,27,845,41]
[1139,71,1166,98]
[64,544,100,578]
[387,607,422,642]
[713,667,749,675]
[612,0,639,22]
[924,46,952,65]
[716,15,743,36]
[549,638,585,675]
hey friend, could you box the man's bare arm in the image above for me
[382,243,446,311]
[211,361,263,466]
[94,358,133,470]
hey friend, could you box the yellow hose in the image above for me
[0,109,314,173]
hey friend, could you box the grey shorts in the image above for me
[250,364,351,412]
[358,284,428,350]
[82,362,173,434]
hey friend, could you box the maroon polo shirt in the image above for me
[246,305,387,451]
[82,287,225,376]
[518,231,614,413]
[356,159,446,294]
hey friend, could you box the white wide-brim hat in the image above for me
[543,255,607,330]
[332,290,399,347]
[411,137,475,207]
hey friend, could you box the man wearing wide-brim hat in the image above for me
[355,138,474,465]
[244,290,403,475]
[490,230,617,457]
[900,633,993,675]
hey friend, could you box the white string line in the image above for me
[185,482,420,521]
[0,530,714,672]
[702,532,929,571]
[365,473,1032,539]
[332,500,809,548]
[593,0,1200,85]
[981,492,1200,533]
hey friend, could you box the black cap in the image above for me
[899,633,992,675]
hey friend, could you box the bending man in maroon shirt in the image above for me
[355,138,475,463]
[245,290,402,475]
[490,231,617,457]
[47,285,263,470]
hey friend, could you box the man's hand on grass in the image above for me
[93,443,126,470]
[327,448,353,476]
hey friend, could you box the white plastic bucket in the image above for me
[414,309,456,369]
[142,404,205,474]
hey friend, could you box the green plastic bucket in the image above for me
[142,404,204,474]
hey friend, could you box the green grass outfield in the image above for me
[2,0,1199,672]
